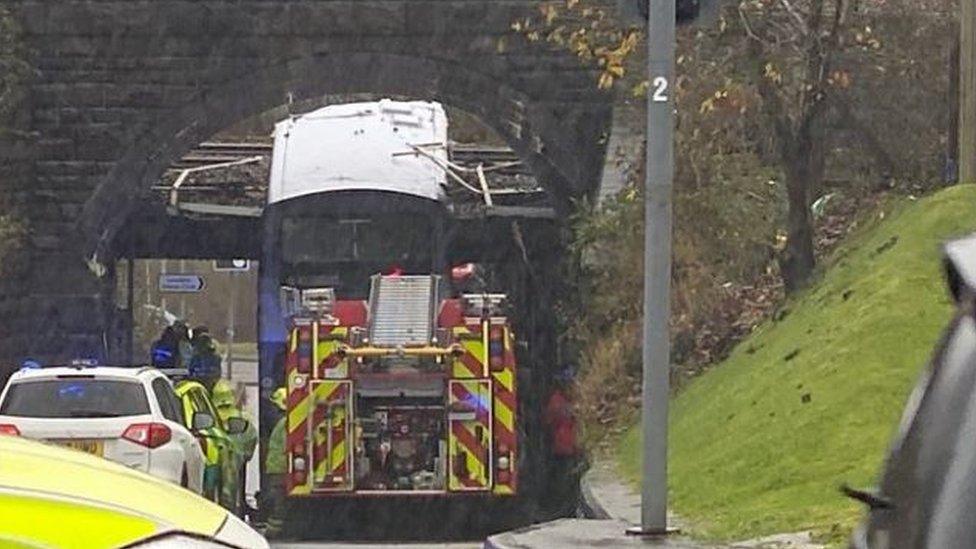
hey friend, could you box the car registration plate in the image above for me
[56,439,104,457]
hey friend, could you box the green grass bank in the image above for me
[619,185,976,543]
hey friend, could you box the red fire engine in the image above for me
[279,278,518,498]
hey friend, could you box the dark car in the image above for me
[851,233,976,548]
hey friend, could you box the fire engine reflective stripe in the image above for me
[452,424,487,488]
[493,373,515,434]
[448,380,491,491]
[504,325,517,369]
[451,326,484,379]
[313,417,348,484]
[492,326,518,495]
[287,390,310,442]
[495,485,514,495]
[285,328,312,496]
[315,326,348,378]
[310,381,352,490]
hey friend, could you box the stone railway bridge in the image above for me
[0,0,641,366]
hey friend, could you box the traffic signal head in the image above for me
[616,0,720,26]
[676,0,700,24]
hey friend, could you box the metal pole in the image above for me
[227,272,237,380]
[145,261,151,306]
[628,0,675,536]
[961,0,976,182]
[160,259,168,313]
[127,255,135,364]
[179,259,187,319]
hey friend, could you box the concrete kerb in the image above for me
[483,461,716,548]
[579,472,613,520]
[483,519,714,549]
[580,458,647,525]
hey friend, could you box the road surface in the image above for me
[271,542,482,549]
[232,354,484,549]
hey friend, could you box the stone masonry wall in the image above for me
[1,0,623,364]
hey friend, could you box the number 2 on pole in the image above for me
[652,76,669,103]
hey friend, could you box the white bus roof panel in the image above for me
[268,100,448,205]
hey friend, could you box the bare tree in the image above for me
[739,0,852,290]
[519,0,865,292]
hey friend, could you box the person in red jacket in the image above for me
[543,368,584,517]
[545,383,580,458]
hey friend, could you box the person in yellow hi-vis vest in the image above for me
[210,380,258,509]
[211,381,258,458]
[260,387,288,537]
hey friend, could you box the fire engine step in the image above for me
[368,275,438,346]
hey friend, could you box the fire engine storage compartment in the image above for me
[353,376,447,492]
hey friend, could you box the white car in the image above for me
[0,364,206,494]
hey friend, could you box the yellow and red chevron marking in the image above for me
[285,326,312,495]
[451,325,486,379]
[448,380,491,491]
[492,326,518,495]
[310,381,352,491]
[314,324,348,379]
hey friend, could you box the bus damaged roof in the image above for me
[268,99,449,206]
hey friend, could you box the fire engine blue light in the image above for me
[463,392,490,411]
[20,359,41,370]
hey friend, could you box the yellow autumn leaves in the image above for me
[511,1,643,90]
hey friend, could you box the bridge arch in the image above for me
[80,52,607,262]
[2,0,617,365]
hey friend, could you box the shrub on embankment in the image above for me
[619,184,976,543]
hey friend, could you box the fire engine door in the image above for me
[448,379,493,491]
[310,380,354,491]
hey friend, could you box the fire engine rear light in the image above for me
[496,470,511,484]
[293,456,307,472]
[489,326,505,371]
[497,455,511,471]
[297,327,313,374]
[122,423,171,449]
[0,424,20,436]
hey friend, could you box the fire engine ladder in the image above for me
[367,275,439,346]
